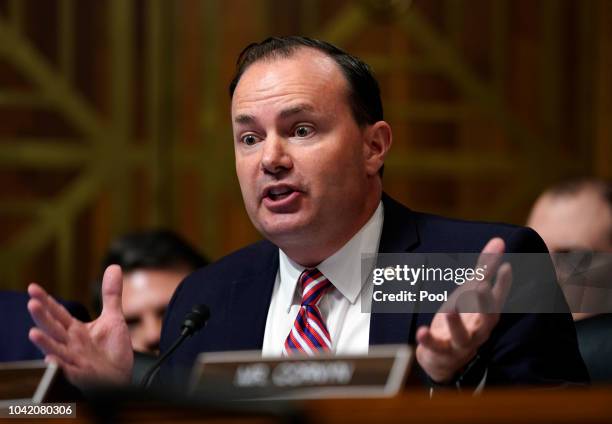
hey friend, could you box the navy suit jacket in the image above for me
[0,291,90,362]
[159,194,588,387]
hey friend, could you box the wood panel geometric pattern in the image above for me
[0,0,609,305]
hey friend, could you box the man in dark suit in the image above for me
[26,36,588,389]
[160,194,587,387]
[0,291,89,362]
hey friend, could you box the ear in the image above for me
[363,121,392,177]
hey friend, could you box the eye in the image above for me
[240,134,260,146]
[293,125,314,138]
[125,317,139,330]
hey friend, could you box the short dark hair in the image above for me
[93,230,208,314]
[545,177,612,242]
[101,230,208,273]
[228,36,383,127]
[546,178,612,208]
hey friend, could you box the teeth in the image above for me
[269,187,291,196]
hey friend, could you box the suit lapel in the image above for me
[226,242,279,350]
[369,194,421,346]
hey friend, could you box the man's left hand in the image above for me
[415,237,513,384]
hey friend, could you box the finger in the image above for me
[27,282,48,300]
[492,262,513,311]
[455,286,492,313]
[470,312,501,345]
[44,354,61,366]
[416,326,450,353]
[44,354,81,386]
[101,265,124,316]
[27,298,69,344]
[475,237,506,284]
[29,327,74,366]
[28,283,73,329]
[44,354,72,371]
[446,312,471,348]
[480,237,505,255]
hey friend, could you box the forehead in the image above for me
[231,48,349,116]
[529,190,612,250]
[122,269,185,303]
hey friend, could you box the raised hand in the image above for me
[27,265,133,387]
[415,237,513,383]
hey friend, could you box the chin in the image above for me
[257,216,313,244]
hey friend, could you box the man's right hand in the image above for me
[27,265,133,388]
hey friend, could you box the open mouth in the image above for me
[267,186,295,201]
[261,185,302,212]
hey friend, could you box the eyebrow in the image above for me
[234,114,255,125]
[233,104,316,125]
[279,104,316,119]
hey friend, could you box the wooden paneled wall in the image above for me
[0,0,609,306]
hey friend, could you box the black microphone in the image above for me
[141,304,210,389]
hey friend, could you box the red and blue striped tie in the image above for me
[283,268,333,356]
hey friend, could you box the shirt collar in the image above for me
[278,201,384,309]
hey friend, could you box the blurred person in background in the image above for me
[93,230,208,381]
[94,230,208,355]
[0,290,89,362]
[528,178,612,383]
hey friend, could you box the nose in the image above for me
[142,314,162,353]
[261,134,292,175]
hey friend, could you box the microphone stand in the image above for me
[140,327,191,389]
[140,304,210,389]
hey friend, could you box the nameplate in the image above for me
[190,344,412,399]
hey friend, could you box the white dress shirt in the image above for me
[262,202,384,357]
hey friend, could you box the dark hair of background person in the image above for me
[544,177,612,242]
[92,230,208,313]
[228,36,383,127]
[101,230,208,272]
